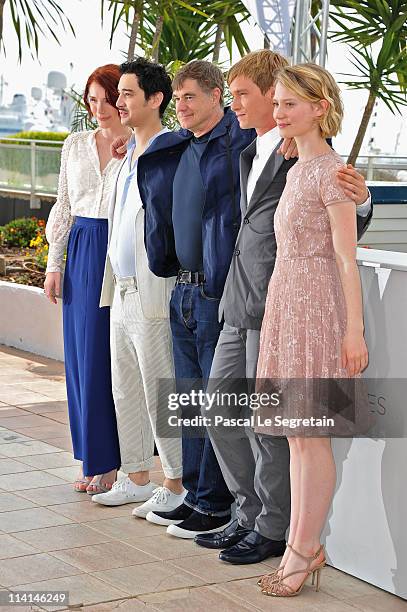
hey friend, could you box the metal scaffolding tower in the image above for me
[242,0,330,66]
[241,0,296,56]
[292,0,330,66]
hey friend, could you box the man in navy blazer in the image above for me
[138,61,256,538]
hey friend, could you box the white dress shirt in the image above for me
[246,127,281,204]
[108,127,169,279]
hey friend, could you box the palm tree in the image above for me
[209,2,250,62]
[100,0,250,64]
[141,8,217,64]
[101,0,207,62]
[330,0,407,164]
[101,0,144,61]
[0,0,74,62]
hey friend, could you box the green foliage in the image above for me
[141,8,218,64]
[69,87,97,133]
[0,0,75,62]
[100,0,250,63]
[330,0,407,48]
[0,131,69,146]
[161,60,183,130]
[212,2,251,59]
[330,0,407,112]
[29,224,48,270]
[0,217,45,248]
[329,0,407,162]
[101,0,144,50]
[0,132,66,180]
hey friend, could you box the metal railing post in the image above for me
[367,156,374,181]
[30,141,40,209]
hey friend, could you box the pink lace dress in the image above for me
[256,151,362,436]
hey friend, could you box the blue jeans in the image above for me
[170,283,234,517]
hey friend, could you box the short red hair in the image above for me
[83,64,121,117]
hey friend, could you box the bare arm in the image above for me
[326,201,368,376]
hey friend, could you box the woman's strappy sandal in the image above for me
[260,544,325,598]
[86,470,117,495]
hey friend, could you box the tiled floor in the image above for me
[0,345,405,611]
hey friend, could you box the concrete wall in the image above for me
[0,193,53,225]
[323,248,407,599]
[361,185,407,252]
[0,281,63,361]
[360,203,407,252]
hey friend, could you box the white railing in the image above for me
[340,154,407,182]
[0,138,406,205]
[0,138,63,207]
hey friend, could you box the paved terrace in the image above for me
[0,345,405,612]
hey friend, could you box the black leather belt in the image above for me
[176,269,206,285]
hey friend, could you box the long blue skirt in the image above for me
[63,217,121,476]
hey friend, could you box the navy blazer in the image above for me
[137,108,256,298]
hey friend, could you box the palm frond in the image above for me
[68,88,97,133]
[6,0,75,62]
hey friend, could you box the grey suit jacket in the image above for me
[219,140,296,330]
[219,140,374,331]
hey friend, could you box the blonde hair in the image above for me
[275,63,344,138]
[227,50,288,94]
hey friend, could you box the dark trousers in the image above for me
[170,283,234,516]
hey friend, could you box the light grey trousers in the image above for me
[110,278,182,479]
[206,323,291,540]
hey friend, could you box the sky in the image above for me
[0,0,406,155]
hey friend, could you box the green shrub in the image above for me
[0,217,46,248]
[0,131,69,179]
[30,226,49,270]
[0,131,69,147]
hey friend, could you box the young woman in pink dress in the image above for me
[256,64,368,597]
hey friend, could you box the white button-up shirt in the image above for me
[246,127,281,204]
[109,128,168,278]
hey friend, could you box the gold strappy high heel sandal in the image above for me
[260,544,325,597]
[257,541,295,587]
[257,564,283,587]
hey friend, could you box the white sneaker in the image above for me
[132,486,187,519]
[92,477,157,506]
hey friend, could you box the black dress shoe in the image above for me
[194,518,251,549]
[219,530,286,564]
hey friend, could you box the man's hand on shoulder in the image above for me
[278,138,298,160]
[337,164,369,206]
[111,134,130,160]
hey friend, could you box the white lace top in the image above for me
[45,129,121,273]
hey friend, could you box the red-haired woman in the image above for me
[44,65,130,494]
